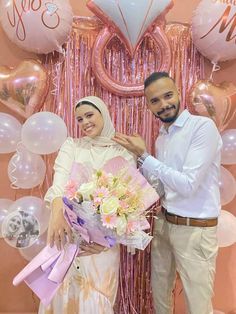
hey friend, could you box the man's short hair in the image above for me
[144,72,174,89]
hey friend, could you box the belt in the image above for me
[161,207,218,227]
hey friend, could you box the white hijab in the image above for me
[44,96,136,204]
[75,96,136,169]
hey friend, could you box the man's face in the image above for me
[145,77,181,124]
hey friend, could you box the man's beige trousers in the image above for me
[151,212,218,314]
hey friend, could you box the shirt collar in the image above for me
[159,109,191,134]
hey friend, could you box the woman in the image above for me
[38,96,135,314]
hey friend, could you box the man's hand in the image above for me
[78,241,108,257]
[113,133,147,156]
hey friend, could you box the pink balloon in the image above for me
[9,197,50,235]
[192,0,236,62]
[87,0,172,96]
[221,129,236,165]
[21,111,67,155]
[0,113,22,154]
[0,0,73,54]
[8,144,46,189]
[189,80,236,132]
[0,199,14,237]
[19,232,47,261]
[0,60,49,119]
[217,210,236,247]
[219,166,236,206]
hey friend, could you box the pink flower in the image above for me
[93,187,109,206]
[65,180,78,199]
[101,214,117,229]
[119,200,129,209]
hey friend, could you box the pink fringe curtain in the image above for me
[41,16,204,313]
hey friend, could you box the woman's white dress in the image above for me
[38,137,135,314]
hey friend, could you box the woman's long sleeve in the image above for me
[44,137,76,205]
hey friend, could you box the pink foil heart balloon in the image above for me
[0,60,49,119]
[189,80,236,132]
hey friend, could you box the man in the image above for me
[113,72,222,314]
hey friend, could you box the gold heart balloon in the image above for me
[189,80,236,132]
[0,60,49,119]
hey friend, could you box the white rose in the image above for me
[100,196,120,215]
[78,182,96,200]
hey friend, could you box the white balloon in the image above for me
[0,199,14,237]
[0,113,21,153]
[219,166,236,206]
[9,197,50,235]
[2,210,40,248]
[192,0,236,62]
[19,232,47,261]
[8,144,46,189]
[21,111,67,155]
[221,129,236,165]
[217,210,236,247]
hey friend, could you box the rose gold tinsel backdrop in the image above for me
[40,17,204,313]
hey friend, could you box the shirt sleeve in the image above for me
[141,120,221,197]
[44,137,76,205]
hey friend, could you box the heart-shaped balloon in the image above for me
[189,80,236,132]
[0,60,49,119]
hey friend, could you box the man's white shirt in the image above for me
[141,110,222,218]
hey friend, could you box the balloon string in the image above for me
[10,142,22,190]
[209,62,220,81]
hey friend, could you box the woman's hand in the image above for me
[47,197,73,250]
[78,241,108,257]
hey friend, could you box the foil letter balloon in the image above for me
[87,0,173,96]
[192,0,236,62]
[0,60,49,119]
[0,0,73,54]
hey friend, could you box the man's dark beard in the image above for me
[155,102,180,123]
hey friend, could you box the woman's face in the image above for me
[8,216,21,234]
[75,104,104,138]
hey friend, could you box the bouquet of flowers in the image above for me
[13,157,159,306]
[63,156,159,250]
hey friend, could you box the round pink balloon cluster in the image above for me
[0,0,73,54]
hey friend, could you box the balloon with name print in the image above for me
[0,0,73,54]
[189,80,236,132]
[9,196,50,235]
[192,0,236,62]
[0,60,49,119]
